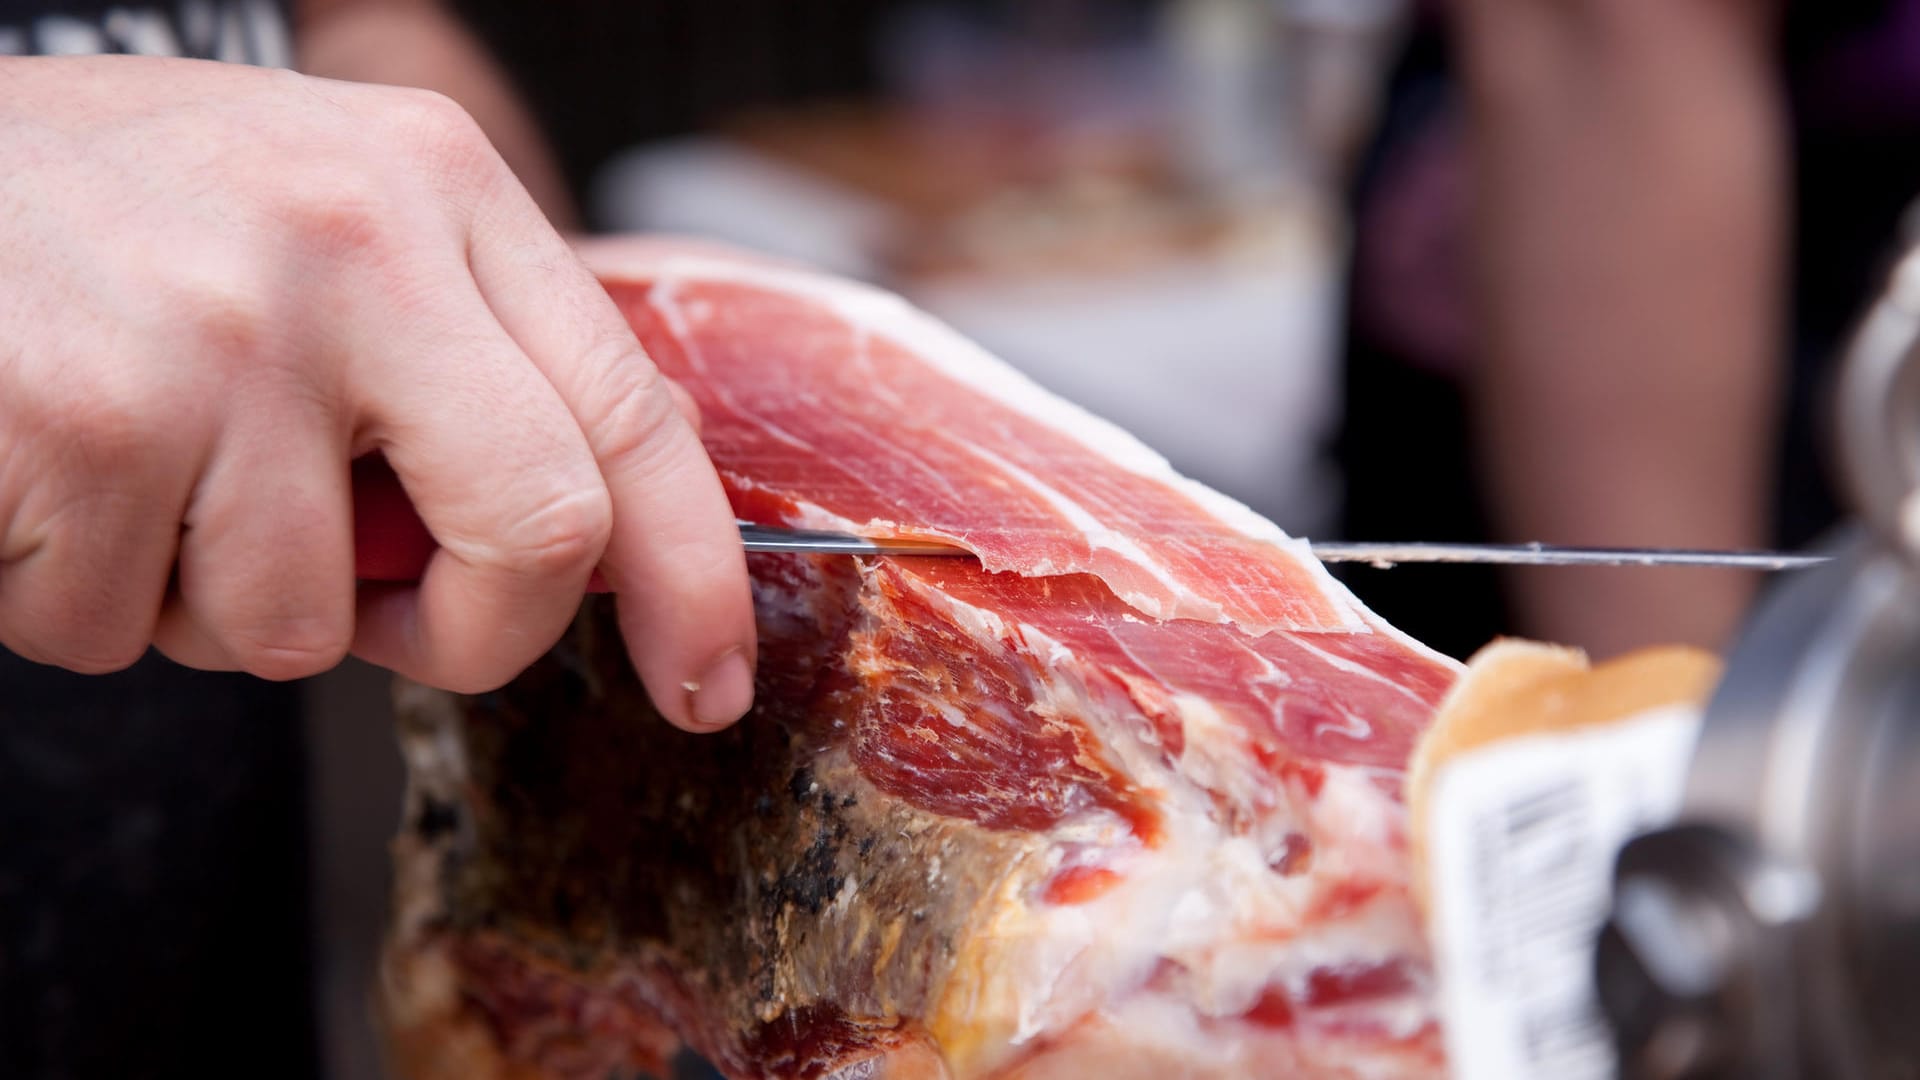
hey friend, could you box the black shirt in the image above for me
[0,0,289,62]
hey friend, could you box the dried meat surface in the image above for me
[380,238,1460,1080]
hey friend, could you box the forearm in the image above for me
[294,0,575,229]
[1454,0,1785,656]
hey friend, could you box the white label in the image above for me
[1428,705,1702,1080]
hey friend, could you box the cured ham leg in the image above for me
[380,239,1461,1080]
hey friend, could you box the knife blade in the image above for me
[352,483,1827,588]
[353,450,1824,585]
[1300,541,1828,571]
[737,523,1830,571]
[735,522,974,557]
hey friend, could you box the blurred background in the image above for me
[14,0,1910,1077]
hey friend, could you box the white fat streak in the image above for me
[1302,767,1414,890]
[775,499,866,534]
[1286,630,1445,710]
[956,440,1219,623]
[1051,991,1429,1078]
[985,816,1432,1050]
[1156,765,1418,1019]
[1105,644,1269,823]
[933,590,1012,642]
[1166,693,1261,808]
[586,244,1370,633]
[927,698,990,740]
[1011,905,1096,1044]
[1313,704,1373,744]
[1075,993,1262,1072]
[648,276,707,376]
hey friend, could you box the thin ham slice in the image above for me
[379,238,1460,1080]
[594,237,1366,636]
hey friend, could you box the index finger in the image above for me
[468,205,757,732]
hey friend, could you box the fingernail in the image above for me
[685,648,755,729]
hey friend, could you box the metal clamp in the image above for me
[1599,534,1920,1080]
[1837,248,1920,567]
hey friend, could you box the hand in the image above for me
[0,56,757,729]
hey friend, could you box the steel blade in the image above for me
[735,523,1828,570]
[1307,541,1828,571]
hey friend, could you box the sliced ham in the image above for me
[379,238,1461,1080]
[596,237,1366,636]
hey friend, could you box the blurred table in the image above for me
[593,106,1347,535]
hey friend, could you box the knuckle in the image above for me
[405,630,531,697]
[57,645,148,676]
[0,501,172,675]
[23,618,151,675]
[489,482,613,581]
[279,177,390,265]
[390,86,476,138]
[228,622,350,682]
[57,386,170,478]
[177,274,273,360]
[664,378,705,437]
[586,351,691,473]
[438,669,514,697]
[387,87,497,187]
[434,652,523,695]
[0,632,50,668]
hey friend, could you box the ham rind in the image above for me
[379,239,1461,1080]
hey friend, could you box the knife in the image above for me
[738,525,1830,570]
[350,459,1826,583]
[358,507,1826,582]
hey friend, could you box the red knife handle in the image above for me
[352,456,612,593]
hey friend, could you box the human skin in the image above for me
[0,53,757,730]
[1453,0,1786,657]
[295,0,577,228]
